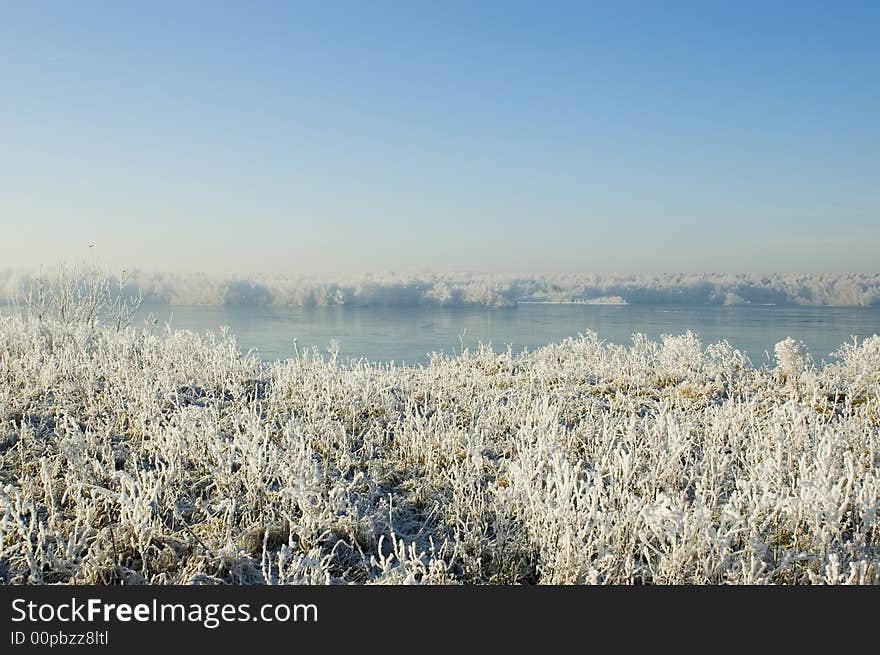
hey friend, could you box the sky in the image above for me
[1,1,878,275]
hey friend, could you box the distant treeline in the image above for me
[2,269,879,308]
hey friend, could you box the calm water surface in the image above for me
[135,304,880,367]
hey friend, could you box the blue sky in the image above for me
[2,1,878,274]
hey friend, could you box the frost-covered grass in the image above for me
[1,302,879,584]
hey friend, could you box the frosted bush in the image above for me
[829,335,880,397]
[774,337,809,380]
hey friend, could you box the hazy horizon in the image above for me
[3,267,880,308]
[3,2,879,274]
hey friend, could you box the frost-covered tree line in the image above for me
[1,274,878,584]
[1,267,879,307]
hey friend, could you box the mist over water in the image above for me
[4,270,880,308]
[139,303,880,366]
